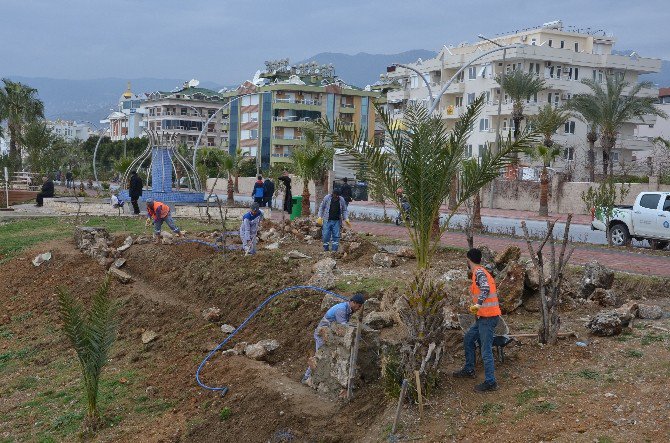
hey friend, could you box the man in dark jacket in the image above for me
[65,171,73,189]
[341,177,353,206]
[128,170,143,215]
[35,176,54,207]
[262,177,275,208]
[278,170,292,213]
[252,175,265,205]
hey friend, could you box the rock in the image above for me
[135,236,150,245]
[372,253,397,268]
[589,288,621,307]
[233,342,248,354]
[117,236,133,252]
[202,307,222,322]
[637,304,663,320]
[141,330,158,344]
[309,273,336,291]
[108,267,132,284]
[586,306,635,336]
[161,235,174,245]
[494,246,521,270]
[364,297,382,312]
[363,311,394,329]
[244,339,280,360]
[220,324,236,334]
[497,261,525,314]
[479,246,496,266]
[580,260,614,298]
[395,247,416,259]
[616,302,639,319]
[440,269,465,283]
[113,258,126,268]
[286,250,311,259]
[320,294,341,310]
[347,242,361,253]
[221,349,239,357]
[32,252,52,267]
[145,386,158,398]
[264,242,279,250]
[312,258,336,274]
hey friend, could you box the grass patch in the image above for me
[625,349,644,358]
[576,369,601,380]
[515,388,542,405]
[534,401,557,413]
[219,407,232,421]
[334,276,392,296]
[641,332,668,346]
[481,402,503,415]
[596,437,614,443]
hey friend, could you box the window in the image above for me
[241,112,259,123]
[240,129,258,139]
[455,96,463,107]
[181,108,188,115]
[531,38,537,46]
[529,62,540,75]
[467,93,476,105]
[560,40,565,49]
[548,39,553,47]
[466,144,473,157]
[564,121,576,134]
[574,67,579,81]
[478,144,487,157]
[663,196,670,212]
[549,66,555,78]
[610,150,619,162]
[468,66,477,80]
[410,75,419,89]
[241,95,259,106]
[556,65,562,79]
[574,42,579,52]
[564,147,574,161]
[639,193,661,210]
[479,118,490,131]
[617,71,625,81]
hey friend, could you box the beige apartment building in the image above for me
[382,21,662,180]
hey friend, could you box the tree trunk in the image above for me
[226,176,234,204]
[234,174,239,193]
[301,180,311,217]
[586,131,597,182]
[314,171,328,216]
[472,192,483,230]
[539,165,549,216]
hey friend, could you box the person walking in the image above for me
[145,199,182,242]
[340,177,353,206]
[65,170,73,189]
[317,188,350,252]
[252,175,265,205]
[452,248,502,392]
[35,176,54,207]
[263,177,275,208]
[239,202,263,255]
[278,170,292,213]
[302,294,365,383]
[128,170,143,215]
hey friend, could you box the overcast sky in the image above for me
[2,0,669,84]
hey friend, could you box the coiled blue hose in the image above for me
[195,285,351,396]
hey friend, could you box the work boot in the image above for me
[323,245,329,252]
[474,381,498,392]
[452,368,476,379]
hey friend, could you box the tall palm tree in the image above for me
[291,127,333,217]
[528,104,570,216]
[567,75,667,177]
[0,79,45,169]
[497,70,546,141]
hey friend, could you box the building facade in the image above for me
[223,60,378,170]
[101,82,145,141]
[46,119,92,141]
[381,21,662,179]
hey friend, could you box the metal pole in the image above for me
[490,47,507,209]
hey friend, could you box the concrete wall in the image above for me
[482,177,670,215]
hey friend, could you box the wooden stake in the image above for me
[347,305,364,400]
[392,379,408,435]
[414,370,423,420]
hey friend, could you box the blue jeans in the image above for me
[464,316,499,384]
[322,220,341,251]
[154,214,180,235]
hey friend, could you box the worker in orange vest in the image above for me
[453,248,502,392]
[145,199,183,242]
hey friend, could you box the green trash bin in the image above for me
[290,195,303,221]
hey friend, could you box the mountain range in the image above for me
[4,49,669,125]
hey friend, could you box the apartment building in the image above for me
[101,82,145,141]
[46,119,92,141]
[141,81,230,149]
[222,59,378,170]
[382,21,662,179]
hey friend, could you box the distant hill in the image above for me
[4,77,226,124]
[297,49,438,88]
[640,60,670,88]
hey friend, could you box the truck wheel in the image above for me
[649,240,669,250]
[609,223,630,246]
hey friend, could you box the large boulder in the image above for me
[363,311,394,330]
[638,304,663,320]
[580,261,614,298]
[309,257,338,291]
[497,261,526,314]
[495,246,521,270]
[372,253,397,268]
[244,339,280,360]
[479,246,497,274]
[108,267,132,284]
[589,288,621,307]
[586,305,635,336]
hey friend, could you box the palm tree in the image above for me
[291,127,334,217]
[567,75,667,177]
[22,120,57,173]
[0,79,45,169]
[496,70,546,141]
[57,277,118,432]
[528,104,570,216]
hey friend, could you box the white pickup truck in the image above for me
[591,191,670,249]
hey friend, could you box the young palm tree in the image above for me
[291,127,334,217]
[528,104,571,216]
[22,120,57,173]
[0,79,45,169]
[57,277,118,432]
[496,70,546,141]
[567,75,667,177]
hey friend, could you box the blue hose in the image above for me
[195,285,351,395]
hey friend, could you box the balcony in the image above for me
[273,98,322,110]
[273,134,305,141]
[271,137,304,145]
[616,135,654,151]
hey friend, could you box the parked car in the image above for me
[591,191,670,249]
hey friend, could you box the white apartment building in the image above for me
[100,82,145,141]
[383,21,662,180]
[46,119,92,141]
[635,87,670,175]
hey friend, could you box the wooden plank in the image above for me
[391,379,408,435]
[414,370,423,420]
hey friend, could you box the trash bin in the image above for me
[290,195,303,220]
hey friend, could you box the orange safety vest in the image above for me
[147,201,170,220]
[471,266,501,317]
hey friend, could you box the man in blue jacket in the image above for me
[239,202,263,255]
[317,188,350,252]
[303,293,365,382]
